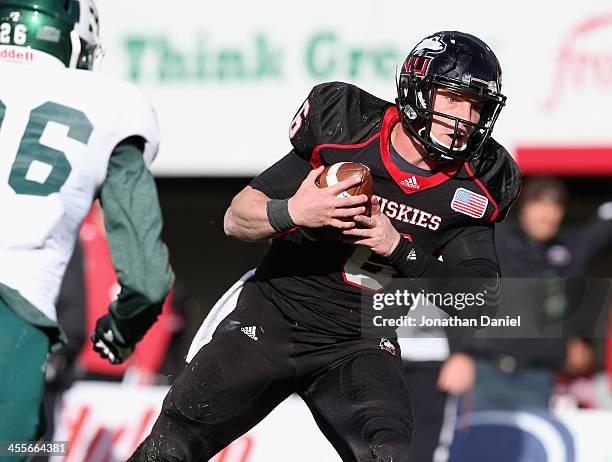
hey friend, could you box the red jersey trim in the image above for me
[464,163,499,222]
[379,107,462,195]
[309,132,381,169]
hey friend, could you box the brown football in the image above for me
[302,162,374,241]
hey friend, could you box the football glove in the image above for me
[91,314,135,365]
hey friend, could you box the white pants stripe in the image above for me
[186,269,256,363]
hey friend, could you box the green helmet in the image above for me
[0,0,102,69]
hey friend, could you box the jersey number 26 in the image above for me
[0,100,93,196]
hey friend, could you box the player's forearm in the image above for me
[224,187,285,241]
[387,238,498,278]
[99,139,174,343]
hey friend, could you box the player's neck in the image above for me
[390,124,438,172]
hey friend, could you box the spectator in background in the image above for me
[450,177,612,410]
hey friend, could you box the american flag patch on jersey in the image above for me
[451,188,488,218]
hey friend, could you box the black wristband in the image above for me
[266,199,296,232]
[387,236,419,276]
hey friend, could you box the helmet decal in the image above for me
[412,35,447,55]
[405,35,448,77]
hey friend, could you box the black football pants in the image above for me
[128,282,414,461]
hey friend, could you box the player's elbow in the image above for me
[223,206,238,238]
[224,201,249,239]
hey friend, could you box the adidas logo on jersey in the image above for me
[407,248,417,261]
[400,176,420,190]
[241,326,259,341]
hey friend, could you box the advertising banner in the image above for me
[53,381,612,462]
[95,1,612,176]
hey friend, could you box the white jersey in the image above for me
[0,61,160,322]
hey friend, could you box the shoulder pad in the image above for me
[289,82,392,158]
[469,138,523,221]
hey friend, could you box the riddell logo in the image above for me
[400,176,420,189]
[542,13,612,111]
[0,47,33,63]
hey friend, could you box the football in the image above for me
[302,162,374,241]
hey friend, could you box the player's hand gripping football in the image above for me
[288,166,369,230]
[91,314,135,365]
[342,196,401,257]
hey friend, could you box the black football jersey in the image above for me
[249,82,521,331]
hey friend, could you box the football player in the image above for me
[0,0,173,452]
[130,31,521,461]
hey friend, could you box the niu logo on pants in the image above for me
[379,338,396,356]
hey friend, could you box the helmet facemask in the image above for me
[70,0,104,70]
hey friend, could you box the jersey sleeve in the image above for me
[115,83,161,168]
[470,139,523,222]
[386,226,500,326]
[98,138,174,344]
[249,150,312,199]
[289,81,387,158]
[388,225,500,279]
[289,83,336,157]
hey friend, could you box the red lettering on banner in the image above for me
[543,13,612,111]
[106,427,126,462]
[215,435,254,462]
[65,405,91,462]
[62,402,161,461]
[83,427,108,462]
[130,407,157,453]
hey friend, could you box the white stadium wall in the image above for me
[96,1,612,176]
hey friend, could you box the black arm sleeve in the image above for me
[249,149,313,199]
[388,226,500,278]
[98,137,174,344]
[388,226,500,331]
